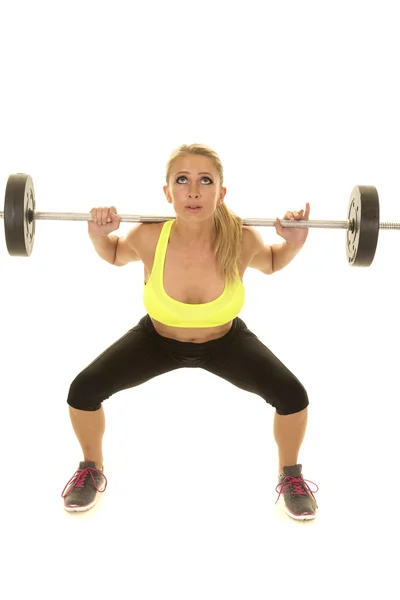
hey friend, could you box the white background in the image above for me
[0,1,399,598]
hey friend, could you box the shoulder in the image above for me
[125,221,166,258]
[241,225,265,254]
[240,225,273,273]
[126,221,164,245]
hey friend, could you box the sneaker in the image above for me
[61,461,107,512]
[275,464,318,521]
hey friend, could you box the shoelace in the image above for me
[275,475,319,504]
[61,466,108,498]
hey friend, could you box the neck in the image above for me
[171,217,216,249]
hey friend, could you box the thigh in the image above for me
[67,317,181,409]
[202,320,309,415]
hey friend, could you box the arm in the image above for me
[89,233,120,264]
[246,228,303,274]
[113,226,144,266]
[270,240,304,272]
[89,225,144,266]
[246,204,310,274]
[88,206,145,266]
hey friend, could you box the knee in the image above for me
[275,379,309,416]
[67,370,103,411]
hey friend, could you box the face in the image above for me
[163,154,226,221]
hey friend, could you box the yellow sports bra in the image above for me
[143,220,245,328]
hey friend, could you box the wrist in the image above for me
[284,240,304,250]
[89,233,110,240]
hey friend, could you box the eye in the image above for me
[176,176,213,184]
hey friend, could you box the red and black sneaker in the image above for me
[275,464,318,521]
[62,461,107,512]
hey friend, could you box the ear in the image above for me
[163,185,173,204]
[217,186,227,206]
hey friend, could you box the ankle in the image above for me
[83,457,103,471]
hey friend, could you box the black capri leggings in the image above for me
[67,315,309,416]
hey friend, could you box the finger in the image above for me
[102,208,109,226]
[110,206,119,222]
[277,220,288,234]
[98,208,105,226]
[304,202,310,219]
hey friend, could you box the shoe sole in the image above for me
[64,498,97,512]
[284,505,317,521]
[63,480,106,512]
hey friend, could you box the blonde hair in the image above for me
[165,143,242,283]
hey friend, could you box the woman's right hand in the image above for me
[88,206,121,237]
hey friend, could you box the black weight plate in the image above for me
[346,186,379,267]
[4,173,35,257]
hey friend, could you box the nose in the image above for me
[188,187,200,199]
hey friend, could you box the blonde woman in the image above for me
[61,144,319,521]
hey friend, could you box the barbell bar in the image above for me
[1,173,400,265]
[0,210,350,229]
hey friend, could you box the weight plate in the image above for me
[346,186,379,267]
[4,173,35,257]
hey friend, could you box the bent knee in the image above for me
[274,380,309,416]
[67,371,104,411]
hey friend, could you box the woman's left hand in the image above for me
[275,202,311,247]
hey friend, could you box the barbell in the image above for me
[1,173,400,265]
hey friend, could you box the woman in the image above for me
[61,143,319,521]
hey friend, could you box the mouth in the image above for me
[185,205,202,212]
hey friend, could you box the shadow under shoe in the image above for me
[62,461,107,512]
[275,464,318,521]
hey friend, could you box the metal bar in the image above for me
[1,210,350,229]
[380,222,400,230]
[1,209,400,229]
